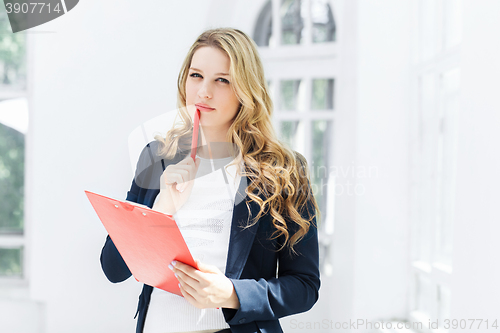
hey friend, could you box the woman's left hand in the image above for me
[169,259,240,310]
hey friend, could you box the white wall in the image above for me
[450,1,500,330]
[26,1,215,332]
[353,0,411,326]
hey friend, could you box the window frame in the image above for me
[254,0,337,273]
[409,0,461,331]
[0,29,31,288]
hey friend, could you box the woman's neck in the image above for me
[197,125,232,159]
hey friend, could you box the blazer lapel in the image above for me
[224,165,261,279]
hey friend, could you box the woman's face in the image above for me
[185,46,241,133]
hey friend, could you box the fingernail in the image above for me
[172,260,177,266]
[174,273,178,278]
[178,283,181,288]
[168,264,173,270]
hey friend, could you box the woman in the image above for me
[100,27,321,333]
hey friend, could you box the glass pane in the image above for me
[437,284,451,329]
[421,72,436,119]
[0,247,23,277]
[417,73,435,263]
[415,273,433,317]
[420,0,437,61]
[280,0,305,45]
[311,120,332,218]
[435,68,460,267]
[253,0,273,47]
[280,79,305,111]
[311,0,336,43]
[442,67,460,95]
[0,11,27,90]
[280,121,305,155]
[311,78,334,110]
[410,177,421,262]
[443,0,462,49]
[0,119,25,233]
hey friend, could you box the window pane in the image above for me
[442,67,460,95]
[311,78,334,110]
[435,68,460,267]
[253,0,273,47]
[280,121,305,155]
[311,0,336,43]
[419,0,437,61]
[443,0,462,49]
[280,79,305,111]
[0,120,25,234]
[437,284,451,329]
[280,0,305,45]
[417,73,435,263]
[0,11,27,90]
[415,273,433,318]
[311,120,332,217]
[0,247,23,277]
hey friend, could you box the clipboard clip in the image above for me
[117,202,135,211]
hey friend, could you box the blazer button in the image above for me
[238,318,246,324]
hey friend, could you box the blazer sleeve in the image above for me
[99,141,163,283]
[223,194,321,325]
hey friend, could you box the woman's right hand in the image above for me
[152,155,201,215]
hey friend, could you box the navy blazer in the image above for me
[100,141,320,333]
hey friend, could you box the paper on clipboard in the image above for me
[86,190,198,296]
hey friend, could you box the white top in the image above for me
[143,153,242,333]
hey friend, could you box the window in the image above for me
[254,0,335,47]
[409,0,462,331]
[0,10,28,281]
[254,0,336,274]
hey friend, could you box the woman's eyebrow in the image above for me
[189,67,230,76]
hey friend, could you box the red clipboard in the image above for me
[86,190,198,296]
[88,108,202,296]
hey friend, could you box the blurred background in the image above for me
[0,0,499,332]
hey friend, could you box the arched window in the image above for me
[311,0,335,43]
[254,1,273,47]
[253,0,337,275]
[254,0,335,46]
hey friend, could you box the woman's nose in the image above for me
[198,82,212,99]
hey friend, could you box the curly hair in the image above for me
[154,27,321,256]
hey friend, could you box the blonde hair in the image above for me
[155,27,321,256]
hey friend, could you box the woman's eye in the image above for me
[189,73,229,84]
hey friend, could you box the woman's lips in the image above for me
[196,104,215,112]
